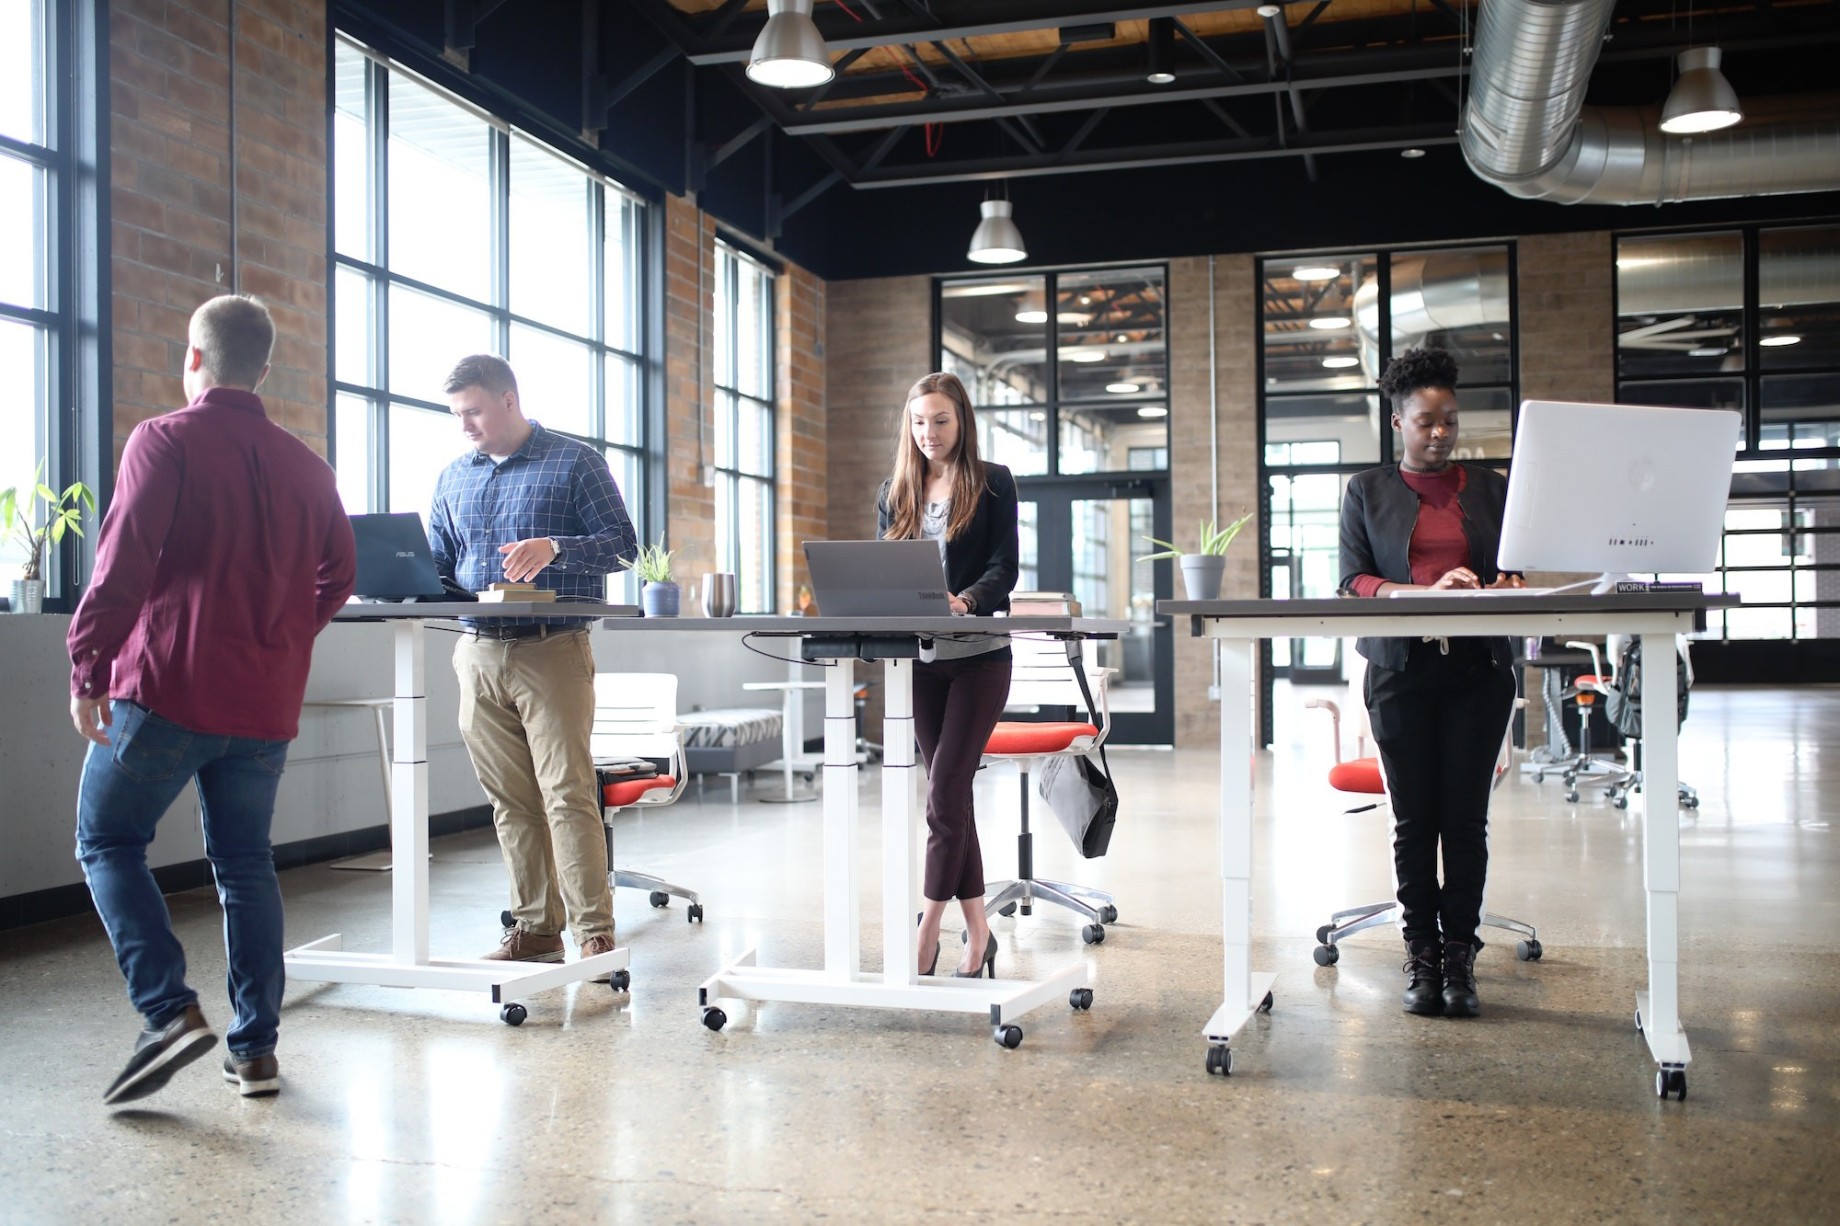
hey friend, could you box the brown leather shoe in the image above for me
[481,928,565,963]
[579,931,618,981]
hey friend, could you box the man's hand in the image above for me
[71,695,112,746]
[498,537,558,583]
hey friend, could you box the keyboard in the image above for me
[1388,582,1589,599]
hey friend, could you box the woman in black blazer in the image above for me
[876,372,1018,979]
[1339,347,1523,1018]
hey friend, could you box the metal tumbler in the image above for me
[701,572,738,617]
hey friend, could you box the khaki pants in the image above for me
[453,627,612,942]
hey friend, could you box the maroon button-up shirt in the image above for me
[67,387,357,741]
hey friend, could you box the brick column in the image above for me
[824,276,932,541]
[1518,231,1614,405]
[108,0,328,466]
[776,263,827,610]
[662,195,716,578]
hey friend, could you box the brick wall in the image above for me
[661,196,717,579]
[109,0,328,465]
[823,276,931,541]
[776,263,827,609]
[1518,231,1615,405]
[1168,255,1262,747]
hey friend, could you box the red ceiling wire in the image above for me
[832,0,941,156]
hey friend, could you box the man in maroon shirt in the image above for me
[67,295,356,1105]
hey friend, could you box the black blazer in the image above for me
[876,462,1020,614]
[1339,462,1518,672]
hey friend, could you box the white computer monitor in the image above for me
[1497,400,1740,579]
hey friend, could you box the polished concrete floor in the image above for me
[2,685,1836,1223]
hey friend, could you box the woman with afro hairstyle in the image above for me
[1338,346,1524,1019]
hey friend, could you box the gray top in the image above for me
[921,500,1008,661]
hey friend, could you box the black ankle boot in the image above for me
[1442,938,1480,1018]
[1401,939,1444,1016]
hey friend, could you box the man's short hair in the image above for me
[190,295,275,389]
[443,354,519,398]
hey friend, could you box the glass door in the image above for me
[1015,477,1173,744]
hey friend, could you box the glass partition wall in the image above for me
[1615,223,1840,643]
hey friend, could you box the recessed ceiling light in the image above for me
[1688,346,1726,358]
[1078,295,1093,306]
[1137,406,1168,418]
[1056,312,1091,325]
[1028,411,1046,421]
[1400,147,1426,159]
[1115,333,1129,343]
[1308,316,1351,330]
[1292,265,1341,282]
[1015,309,1049,324]
[940,281,1033,298]
[1066,348,1107,363]
[1760,334,1803,347]
[1106,381,1140,394]
[1256,4,1283,17]
[1321,356,1360,369]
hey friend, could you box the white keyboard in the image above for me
[1388,581,1590,599]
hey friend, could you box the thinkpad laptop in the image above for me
[803,539,952,617]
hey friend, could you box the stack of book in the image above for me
[476,582,556,604]
[1009,591,1081,617]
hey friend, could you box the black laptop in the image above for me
[350,512,448,600]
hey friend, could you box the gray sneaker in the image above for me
[102,1004,218,1105]
[223,1052,280,1098]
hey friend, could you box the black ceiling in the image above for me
[334,1,1840,280]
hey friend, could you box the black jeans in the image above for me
[911,649,1013,901]
[1364,639,1517,947]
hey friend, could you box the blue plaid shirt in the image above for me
[429,421,637,629]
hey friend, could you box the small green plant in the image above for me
[1,462,96,581]
[1138,511,1254,563]
[626,541,676,585]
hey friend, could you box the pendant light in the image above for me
[966,187,1027,265]
[746,0,834,90]
[1659,46,1743,134]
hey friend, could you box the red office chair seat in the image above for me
[985,721,1098,755]
[1327,757,1384,795]
[599,774,677,809]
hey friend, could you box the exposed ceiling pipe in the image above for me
[1461,0,1840,204]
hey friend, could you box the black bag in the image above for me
[1035,648,1118,858]
[1604,638,1690,739]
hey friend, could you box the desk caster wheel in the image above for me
[993,1024,1023,1049]
[1313,944,1339,967]
[610,969,630,992]
[998,902,1018,918]
[1082,923,1105,945]
[1258,991,1274,1014]
[499,910,514,928]
[1516,938,1543,961]
[500,1003,527,1027]
[1099,905,1118,924]
[1069,988,1094,1011]
[649,891,669,908]
[687,903,704,923]
[1206,1045,1232,1076]
[1656,1068,1687,1100]
[1634,1008,1644,1033]
[701,1006,727,1032]
[1565,790,1580,803]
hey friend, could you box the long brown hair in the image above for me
[883,372,987,542]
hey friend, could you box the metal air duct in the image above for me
[1462,0,1840,204]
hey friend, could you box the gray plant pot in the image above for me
[10,578,44,614]
[1178,555,1226,602]
[641,580,681,618]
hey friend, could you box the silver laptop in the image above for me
[803,539,952,617]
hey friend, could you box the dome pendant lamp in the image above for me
[746,0,835,90]
[1659,46,1743,134]
[966,188,1027,265]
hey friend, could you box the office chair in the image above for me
[590,673,704,922]
[1548,640,1640,805]
[1306,654,1543,966]
[978,635,1118,946]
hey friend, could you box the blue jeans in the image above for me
[76,701,290,1058]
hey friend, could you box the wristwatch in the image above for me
[960,590,978,614]
[547,537,561,561]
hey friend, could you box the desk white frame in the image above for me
[617,615,1125,1046]
[1163,592,1721,1095]
[287,604,636,1022]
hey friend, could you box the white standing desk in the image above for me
[287,604,639,1025]
[1160,591,1728,1097]
[607,615,1126,1046]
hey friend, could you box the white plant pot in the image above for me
[1179,555,1226,602]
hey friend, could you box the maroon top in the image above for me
[68,388,357,740]
[1347,466,1470,597]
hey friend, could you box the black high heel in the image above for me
[921,940,941,977]
[955,932,998,979]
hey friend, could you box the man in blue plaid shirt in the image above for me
[430,354,636,968]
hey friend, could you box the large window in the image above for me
[332,37,650,597]
[713,241,774,613]
[937,266,1168,476]
[1,0,60,582]
[1615,224,1840,641]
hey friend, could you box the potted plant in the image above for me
[1139,511,1254,602]
[627,540,680,617]
[1,462,95,614]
